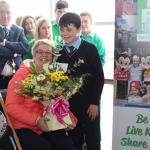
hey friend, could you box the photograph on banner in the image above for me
[114,48,150,107]
[115,0,150,49]
[115,0,137,16]
[114,48,150,81]
[114,80,150,107]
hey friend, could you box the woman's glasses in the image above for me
[36,50,53,56]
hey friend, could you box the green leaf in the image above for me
[30,61,37,74]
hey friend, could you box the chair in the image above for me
[0,89,22,150]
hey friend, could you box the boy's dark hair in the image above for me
[59,12,81,29]
[55,0,69,9]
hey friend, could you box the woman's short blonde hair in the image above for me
[32,39,55,57]
[34,17,53,42]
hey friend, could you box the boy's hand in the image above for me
[87,104,98,121]
[37,116,50,132]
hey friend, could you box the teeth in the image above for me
[42,59,47,63]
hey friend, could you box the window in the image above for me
[11,0,51,21]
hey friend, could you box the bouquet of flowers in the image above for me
[15,60,88,101]
[15,59,90,130]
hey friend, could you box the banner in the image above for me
[113,0,150,149]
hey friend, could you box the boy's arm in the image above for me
[96,36,106,66]
[88,44,105,105]
[87,44,104,120]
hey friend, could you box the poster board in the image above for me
[114,0,150,106]
[112,106,150,150]
[113,0,150,149]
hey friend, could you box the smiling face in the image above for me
[133,57,139,67]
[0,2,13,26]
[80,15,92,35]
[33,44,53,72]
[130,87,139,96]
[25,17,35,34]
[38,21,51,39]
[60,23,81,46]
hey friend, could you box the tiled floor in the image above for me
[101,84,113,150]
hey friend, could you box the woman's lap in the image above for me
[16,128,74,150]
[41,130,74,150]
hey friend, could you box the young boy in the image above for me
[80,12,106,67]
[51,0,69,43]
[57,12,104,150]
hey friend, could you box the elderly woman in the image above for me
[5,39,76,150]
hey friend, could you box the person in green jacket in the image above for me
[21,15,36,43]
[51,0,69,43]
[23,17,57,60]
[80,12,106,67]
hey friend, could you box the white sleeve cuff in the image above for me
[3,39,6,46]
[14,53,17,57]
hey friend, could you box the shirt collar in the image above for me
[52,20,59,26]
[0,24,11,30]
[80,30,94,37]
[63,37,81,49]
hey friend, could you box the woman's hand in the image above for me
[65,118,76,131]
[87,104,98,121]
[37,116,50,132]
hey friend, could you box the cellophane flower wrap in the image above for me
[15,54,90,130]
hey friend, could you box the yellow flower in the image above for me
[37,74,46,81]
[55,83,58,86]
[24,77,30,82]
[55,78,60,82]
[23,85,28,88]
[28,74,34,79]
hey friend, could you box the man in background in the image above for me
[51,0,68,43]
[0,0,29,89]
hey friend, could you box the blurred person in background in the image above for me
[23,17,57,60]
[80,12,106,67]
[51,0,69,43]
[21,15,36,43]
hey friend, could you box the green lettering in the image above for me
[121,138,127,146]
[145,127,150,136]
[126,126,143,135]
[136,114,148,124]
[120,138,148,148]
